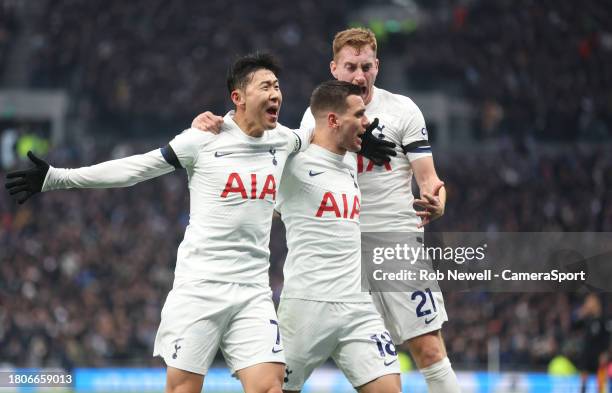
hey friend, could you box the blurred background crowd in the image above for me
[1,0,609,139]
[1,0,611,375]
[27,0,347,133]
[0,1,18,78]
[388,0,612,141]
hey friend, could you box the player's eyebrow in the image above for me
[259,79,279,87]
[345,61,372,67]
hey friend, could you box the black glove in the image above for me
[359,118,397,165]
[5,151,50,204]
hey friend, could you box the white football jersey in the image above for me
[300,86,431,232]
[44,112,304,287]
[169,113,301,286]
[276,144,370,303]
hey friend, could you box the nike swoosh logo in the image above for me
[425,315,438,324]
[384,359,397,366]
[309,170,324,176]
[214,152,233,157]
[272,348,283,353]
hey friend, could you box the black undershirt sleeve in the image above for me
[160,144,182,169]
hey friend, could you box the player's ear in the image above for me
[330,60,338,78]
[327,112,339,129]
[231,89,245,107]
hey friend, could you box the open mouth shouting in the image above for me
[355,84,368,100]
[266,105,279,122]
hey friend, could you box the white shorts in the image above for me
[371,288,448,345]
[153,281,285,375]
[363,232,449,344]
[277,298,400,390]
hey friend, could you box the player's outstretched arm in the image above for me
[412,156,446,228]
[5,148,178,204]
[5,151,50,204]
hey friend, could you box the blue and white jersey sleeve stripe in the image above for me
[400,103,432,162]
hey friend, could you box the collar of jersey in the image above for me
[223,110,282,142]
[366,86,380,111]
[306,143,346,163]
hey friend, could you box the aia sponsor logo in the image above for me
[315,192,360,219]
[356,154,392,174]
[220,173,276,200]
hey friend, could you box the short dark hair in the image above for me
[226,53,281,94]
[310,80,362,116]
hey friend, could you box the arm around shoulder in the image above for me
[166,127,214,167]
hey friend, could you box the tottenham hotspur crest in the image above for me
[172,338,183,359]
[375,123,386,139]
[269,147,277,166]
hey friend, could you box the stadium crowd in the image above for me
[28,0,347,132]
[20,0,612,140]
[0,0,18,78]
[391,0,612,140]
[1,140,610,370]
